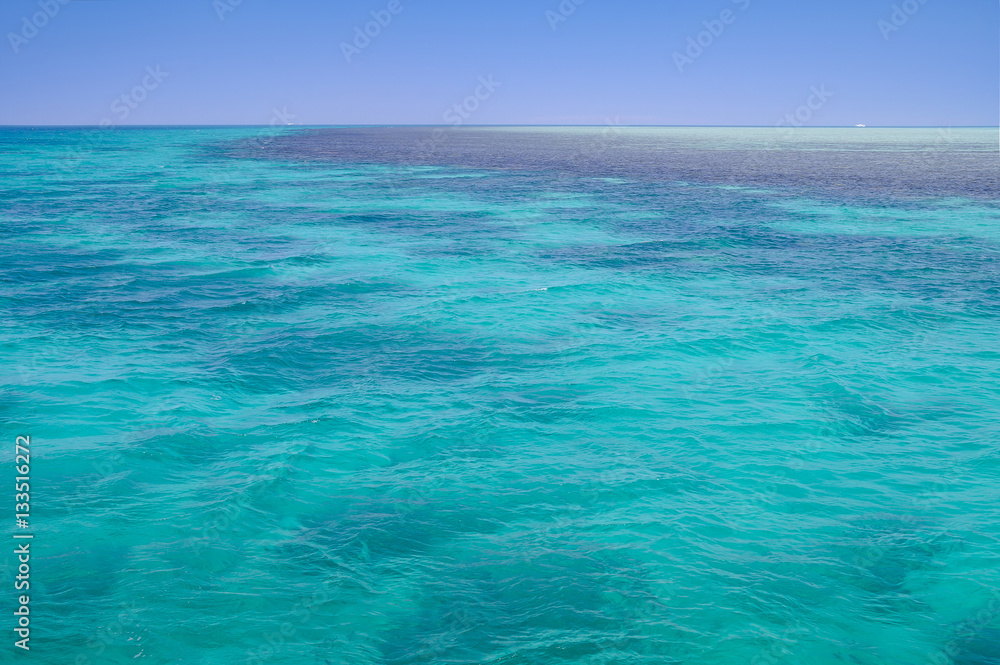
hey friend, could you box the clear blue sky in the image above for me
[0,0,996,126]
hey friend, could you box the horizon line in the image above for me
[1,124,997,129]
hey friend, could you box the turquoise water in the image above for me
[2,127,1000,664]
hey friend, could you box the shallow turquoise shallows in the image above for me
[1,127,999,664]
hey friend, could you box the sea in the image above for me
[1,126,999,664]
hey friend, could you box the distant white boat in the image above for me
[855,124,866,128]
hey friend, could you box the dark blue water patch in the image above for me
[537,471,707,516]
[283,497,507,573]
[541,225,1000,311]
[196,323,498,395]
[834,514,959,601]
[1,245,128,287]
[214,127,1000,203]
[188,281,414,323]
[4,256,417,340]
[332,208,520,242]
[484,383,602,416]
[953,625,1000,665]
[3,183,327,243]
[538,240,729,273]
[36,543,130,602]
[809,380,907,438]
[577,306,685,334]
[374,548,664,665]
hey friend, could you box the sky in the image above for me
[0,0,996,126]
